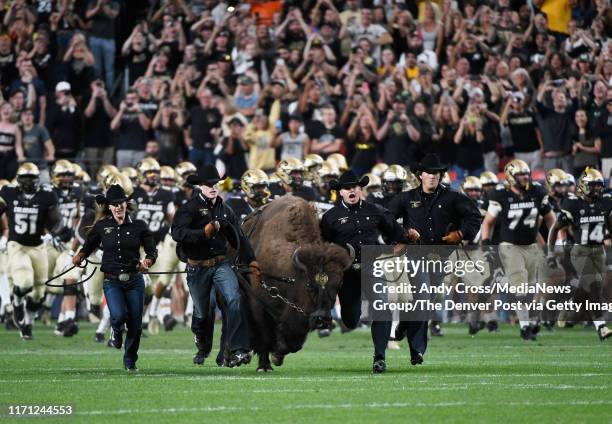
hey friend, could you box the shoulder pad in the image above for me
[372,192,384,198]
[566,192,578,200]
[41,184,53,192]
[603,193,611,199]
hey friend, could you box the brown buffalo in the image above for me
[241,195,352,372]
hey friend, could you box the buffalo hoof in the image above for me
[256,365,274,373]
[271,353,285,366]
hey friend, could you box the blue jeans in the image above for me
[103,276,145,368]
[186,261,249,353]
[89,36,116,89]
[188,148,215,169]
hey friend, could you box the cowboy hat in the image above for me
[415,153,448,173]
[329,170,369,191]
[95,184,130,205]
[186,164,222,186]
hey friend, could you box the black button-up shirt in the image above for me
[171,193,255,264]
[388,186,482,245]
[81,216,157,274]
[320,200,409,262]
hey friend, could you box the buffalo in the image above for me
[241,195,352,372]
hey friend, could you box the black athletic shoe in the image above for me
[54,320,66,336]
[94,332,105,343]
[520,326,536,341]
[372,358,386,374]
[228,351,252,368]
[468,321,485,336]
[410,352,424,366]
[62,319,79,337]
[529,323,541,336]
[12,302,24,329]
[110,328,123,349]
[4,315,17,330]
[486,320,499,332]
[597,324,612,341]
[162,315,178,332]
[20,324,33,340]
[543,321,555,331]
[429,322,444,337]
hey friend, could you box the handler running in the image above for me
[73,184,158,373]
[321,170,410,373]
[171,165,260,368]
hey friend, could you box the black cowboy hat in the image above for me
[95,184,130,205]
[329,170,369,191]
[186,164,222,186]
[415,153,448,173]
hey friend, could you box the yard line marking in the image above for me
[71,400,612,416]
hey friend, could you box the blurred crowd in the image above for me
[0,0,611,184]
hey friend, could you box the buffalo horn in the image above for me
[292,248,308,272]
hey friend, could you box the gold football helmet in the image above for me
[241,169,270,202]
[51,159,75,188]
[382,164,407,194]
[577,168,604,198]
[175,161,197,186]
[96,164,119,186]
[545,168,569,194]
[364,172,381,194]
[461,176,482,191]
[136,158,161,186]
[160,166,177,184]
[103,170,134,197]
[479,171,499,186]
[16,162,40,194]
[504,159,530,190]
[120,166,139,186]
[327,153,348,172]
[371,163,389,178]
[276,157,305,185]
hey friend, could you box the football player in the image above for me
[226,169,270,222]
[276,158,317,201]
[367,165,407,208]
[481,159,556,341]
[0,163,71,340]
[132,158,176,334]
[46,160,82,337]
[547,169,612,341]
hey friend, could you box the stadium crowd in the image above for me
[0,0,610,184]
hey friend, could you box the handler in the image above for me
[73,184,157,373]
[171,165,260,368]
[321,170,410,373]
[388,154,481,365]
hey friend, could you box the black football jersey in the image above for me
[225,194,254,223]
[561,193,612,246]
[54,184,82,232]
[487,183,551,245]
[0,185,59,246]
[132,186,175,243]
[366,191,394,209]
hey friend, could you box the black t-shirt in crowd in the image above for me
[83,96,114,148]
[507,110,541,153]
[126,49,151,85]
[306,121,346,158]
[115,111,150,151]
[187,106,222,150]
[46,103,82,153]
[456,131,484,171]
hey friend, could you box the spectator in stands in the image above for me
[86,0,120,90]
[0,103,24,180]
[184,88,222,168]
[110,88,150,168]
[83,79,116,177]
[46,81,82,160]
[20,108,54,184]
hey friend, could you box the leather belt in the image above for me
[104,272,138,282]
[188,255,226,268]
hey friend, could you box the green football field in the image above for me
[1,323,610,423]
